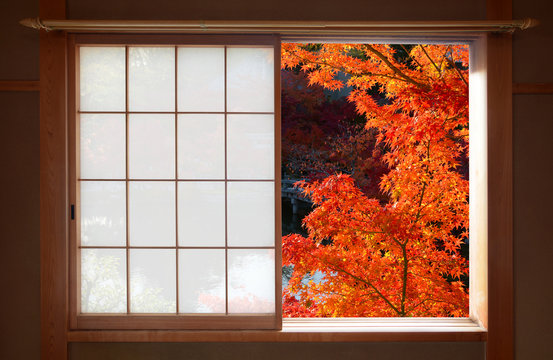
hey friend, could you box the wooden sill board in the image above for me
[67,318,486,342]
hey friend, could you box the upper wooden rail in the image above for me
[512,83,553,94]
[20,18,538,34]
[0,80,40,91]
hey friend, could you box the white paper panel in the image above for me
[177,114,224,179]
[228,249,275,314]
[128,114,175,179]
[80,114,126,179]
[227,182,274,247]
[177,47,225,112]
[81,249,126,313]
[80,47,125,112]
[129,182,176,247]
[129,47,175,111]
[227,114,274,180]
[80,181,126,246]
[178,182,225,247]
[178,250,226,313]
[130,249,176,313]
[227,47,274,112]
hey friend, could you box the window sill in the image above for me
[66,318,486,343]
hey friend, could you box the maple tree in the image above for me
[281,70,389,200]
[281,43,469,317]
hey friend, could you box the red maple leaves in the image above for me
[282,44,469,317]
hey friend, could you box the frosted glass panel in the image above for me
[80,114,126,179]
[129,182,176,246]
[129,47,175,111]
[178,250,225,313]
[227,47,274,112]
[81,249,126,313]
[178,182,225,247]
[129,114,175,179]
[228,249,275,313]
[177,114,224,179]
[227,182,274,247]
[227,114,274,179]
[80,181,126,246]
[130,249,176,313]
[80,47,125,111]
[177,47,224,112]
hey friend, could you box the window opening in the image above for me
[73,37,473,326]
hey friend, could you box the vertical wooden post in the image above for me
[40,0,67,359]
[486,0,513,360]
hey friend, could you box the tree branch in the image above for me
[400,244,409,315]
[444,48,469,87]
[364,44,429,90]
[420,45,442,78]
[322,259,402,316]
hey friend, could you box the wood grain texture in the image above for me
[40,29,68,360]
[40,2,67,360]
[67,330,486,343]
[487,3,513,359]
[75,315,278,330]
[486,32,513,360]
[0,80,40,91]
[487,0,512,20]
[69,341,485,360]
[512,83,553,94]
[20,19,528,34]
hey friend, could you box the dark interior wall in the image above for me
[513,1,553,83]
[66,0,486,21]
[513,94,553,360]
[0,1,40,360]
[70,342,485,360]
[0,0,38,80]
[0,92,40,359]
[1,0,552,359]
[513,3,553,359]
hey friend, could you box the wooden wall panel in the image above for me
[0,1,39,80]
[66,0,485,21]
[512,2,553,360]
[513,95,553,360]
[0,92,40,360]
[513,0,553,83]
[70,341,485,360]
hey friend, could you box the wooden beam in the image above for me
[0,80,40,91]
[486,0,513,357]
[486,32,514,360]
[513,83,553,94]
[40,0,67,360]
[40,29,68,360]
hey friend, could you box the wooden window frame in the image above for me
[40,28,511,359]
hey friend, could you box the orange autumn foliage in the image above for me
[281,44,469,317]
